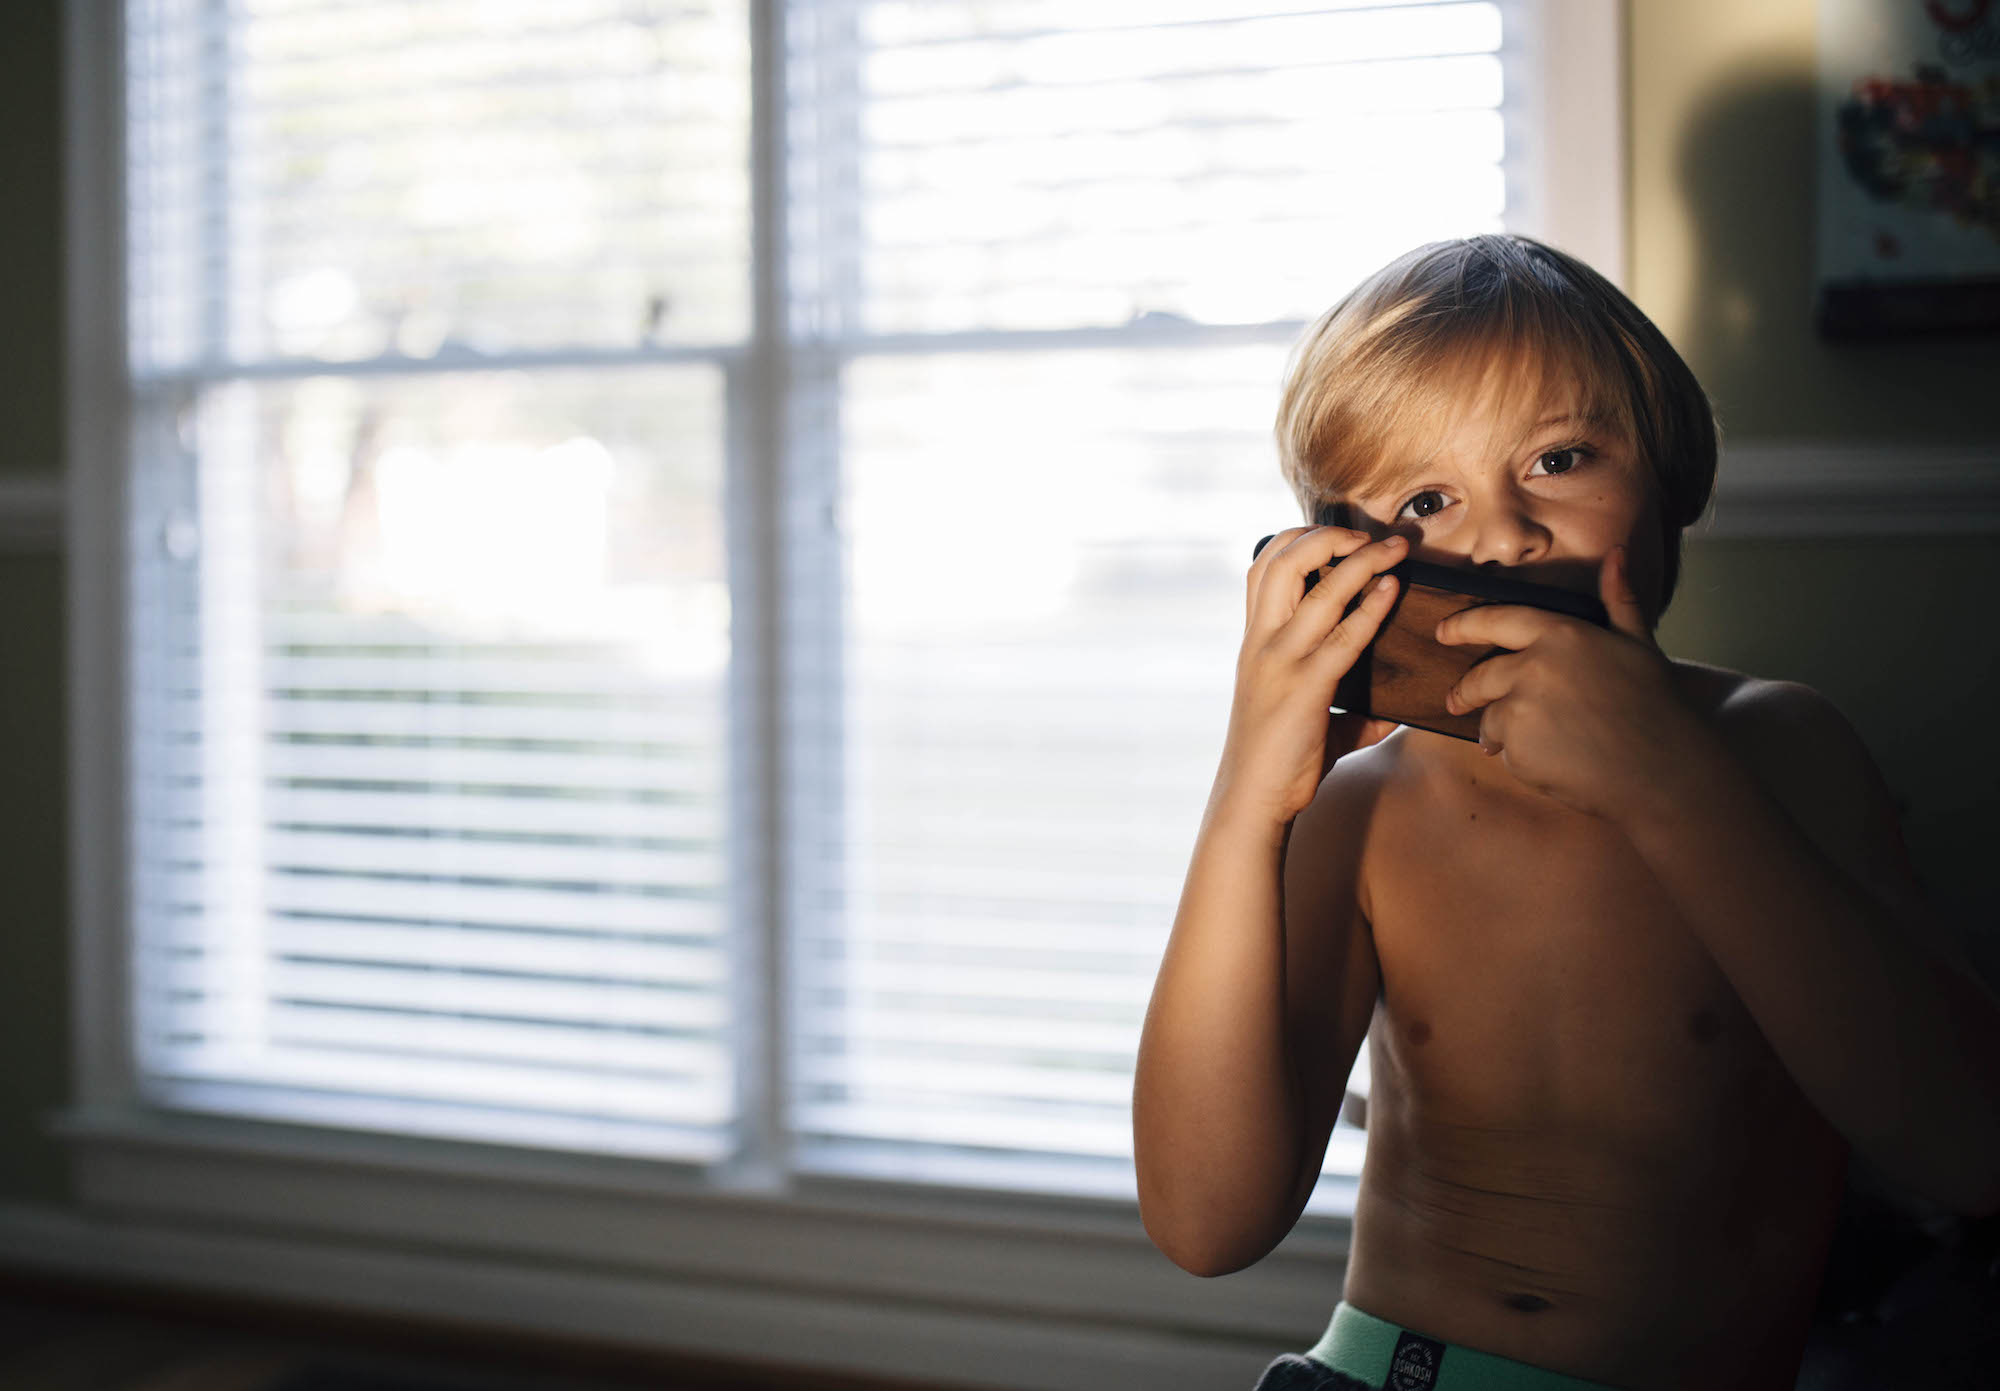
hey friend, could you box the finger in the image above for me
[1601,545,1657,649]
[1246,525,1313,627]
[1444,649,1527,716]
[1283,534,1408,660]
[1302,562,1402,674]
[1433,602,1567,653]
[1250,526,1389,639]
[1476,707,1505,757]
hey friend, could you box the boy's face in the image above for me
[1339,378,1664,630]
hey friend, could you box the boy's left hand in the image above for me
[1434,545,1721,824]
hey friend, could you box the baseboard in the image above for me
[0,1200,1291,1391]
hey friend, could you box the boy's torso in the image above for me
[1335,659,1850,1391]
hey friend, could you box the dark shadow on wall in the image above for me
[1668,57,2000,971]
[1668,59,2000,1391]
[1672,59,2000,440]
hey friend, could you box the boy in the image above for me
[1131,234,2000,1391]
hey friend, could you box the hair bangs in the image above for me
[1289,291,1643,519]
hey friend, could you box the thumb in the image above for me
[1601,545,1656,647]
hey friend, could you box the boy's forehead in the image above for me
[1356,379,1607,494]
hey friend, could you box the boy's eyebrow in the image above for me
[1357,413,1607,498]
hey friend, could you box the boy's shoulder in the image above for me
[1665,660,1872,831]
[1671,663,1966,971]
[1683,661,1862,762]
[1666,656,1763,720]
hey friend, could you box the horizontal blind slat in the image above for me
[149,1041,731,1124]
[161,959,725,1031]
[265,788,718,840]
[247,1006,727,1075]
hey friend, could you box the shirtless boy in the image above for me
[1131,234,2000,1391]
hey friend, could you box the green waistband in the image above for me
[1307,1302,1623,1391]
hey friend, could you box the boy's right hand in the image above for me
[1214,525,1408,826]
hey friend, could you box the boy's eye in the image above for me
[1398,491,1447,522]
[1392,444,1595,523]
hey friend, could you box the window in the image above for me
[64,0,1621,1378]
[782,0,1525,1199]
[125,0,752,1163]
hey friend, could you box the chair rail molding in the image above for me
[0,475,63,550]
[1692,440,2000,539]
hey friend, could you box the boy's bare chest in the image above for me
[1355,737,1780,1135]
[1339,677,1849,1382]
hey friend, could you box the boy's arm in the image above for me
[1134,761,1380,1277]
[1619,679,2000,1217]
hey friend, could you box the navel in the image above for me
[1689,1009,1721,1044]
[1501,1292,1554,1314]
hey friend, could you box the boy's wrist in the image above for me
[1202,783,1299,848]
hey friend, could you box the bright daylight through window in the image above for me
[123,0,1515,1204]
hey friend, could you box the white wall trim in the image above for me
[12,1103,1351,1391]
[62,0,140,1141]
[0,1199,1292,1391]
[1528,0,1628,288]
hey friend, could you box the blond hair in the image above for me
[1274,233,1718,613]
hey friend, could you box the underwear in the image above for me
[1287,1300,1625,1391]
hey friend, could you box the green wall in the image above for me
[1629,0,2000,440]
[1658,541,1999,981]
[1632,0,2000,975]
[0,1,1990,1213]
[0,0,63,480]
[0,0,71,1206]
[0,552,69,1205]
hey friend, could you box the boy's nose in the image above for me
[1464,505,1552,569]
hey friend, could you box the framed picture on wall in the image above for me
[1814,0,2000,339]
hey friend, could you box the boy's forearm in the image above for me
[1620,740,2000,1216]
[1134,792,1306,1275]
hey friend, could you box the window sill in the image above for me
[33,1102,1354,1389]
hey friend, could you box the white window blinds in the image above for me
[781,0,1504,1199]
[126,0,750,1161]
[125,0,1514,1194]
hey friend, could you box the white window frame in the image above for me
[43,2,1629,1385]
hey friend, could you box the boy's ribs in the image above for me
[1408,1163,1635,1210]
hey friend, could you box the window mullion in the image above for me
[717,0,789,1192]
